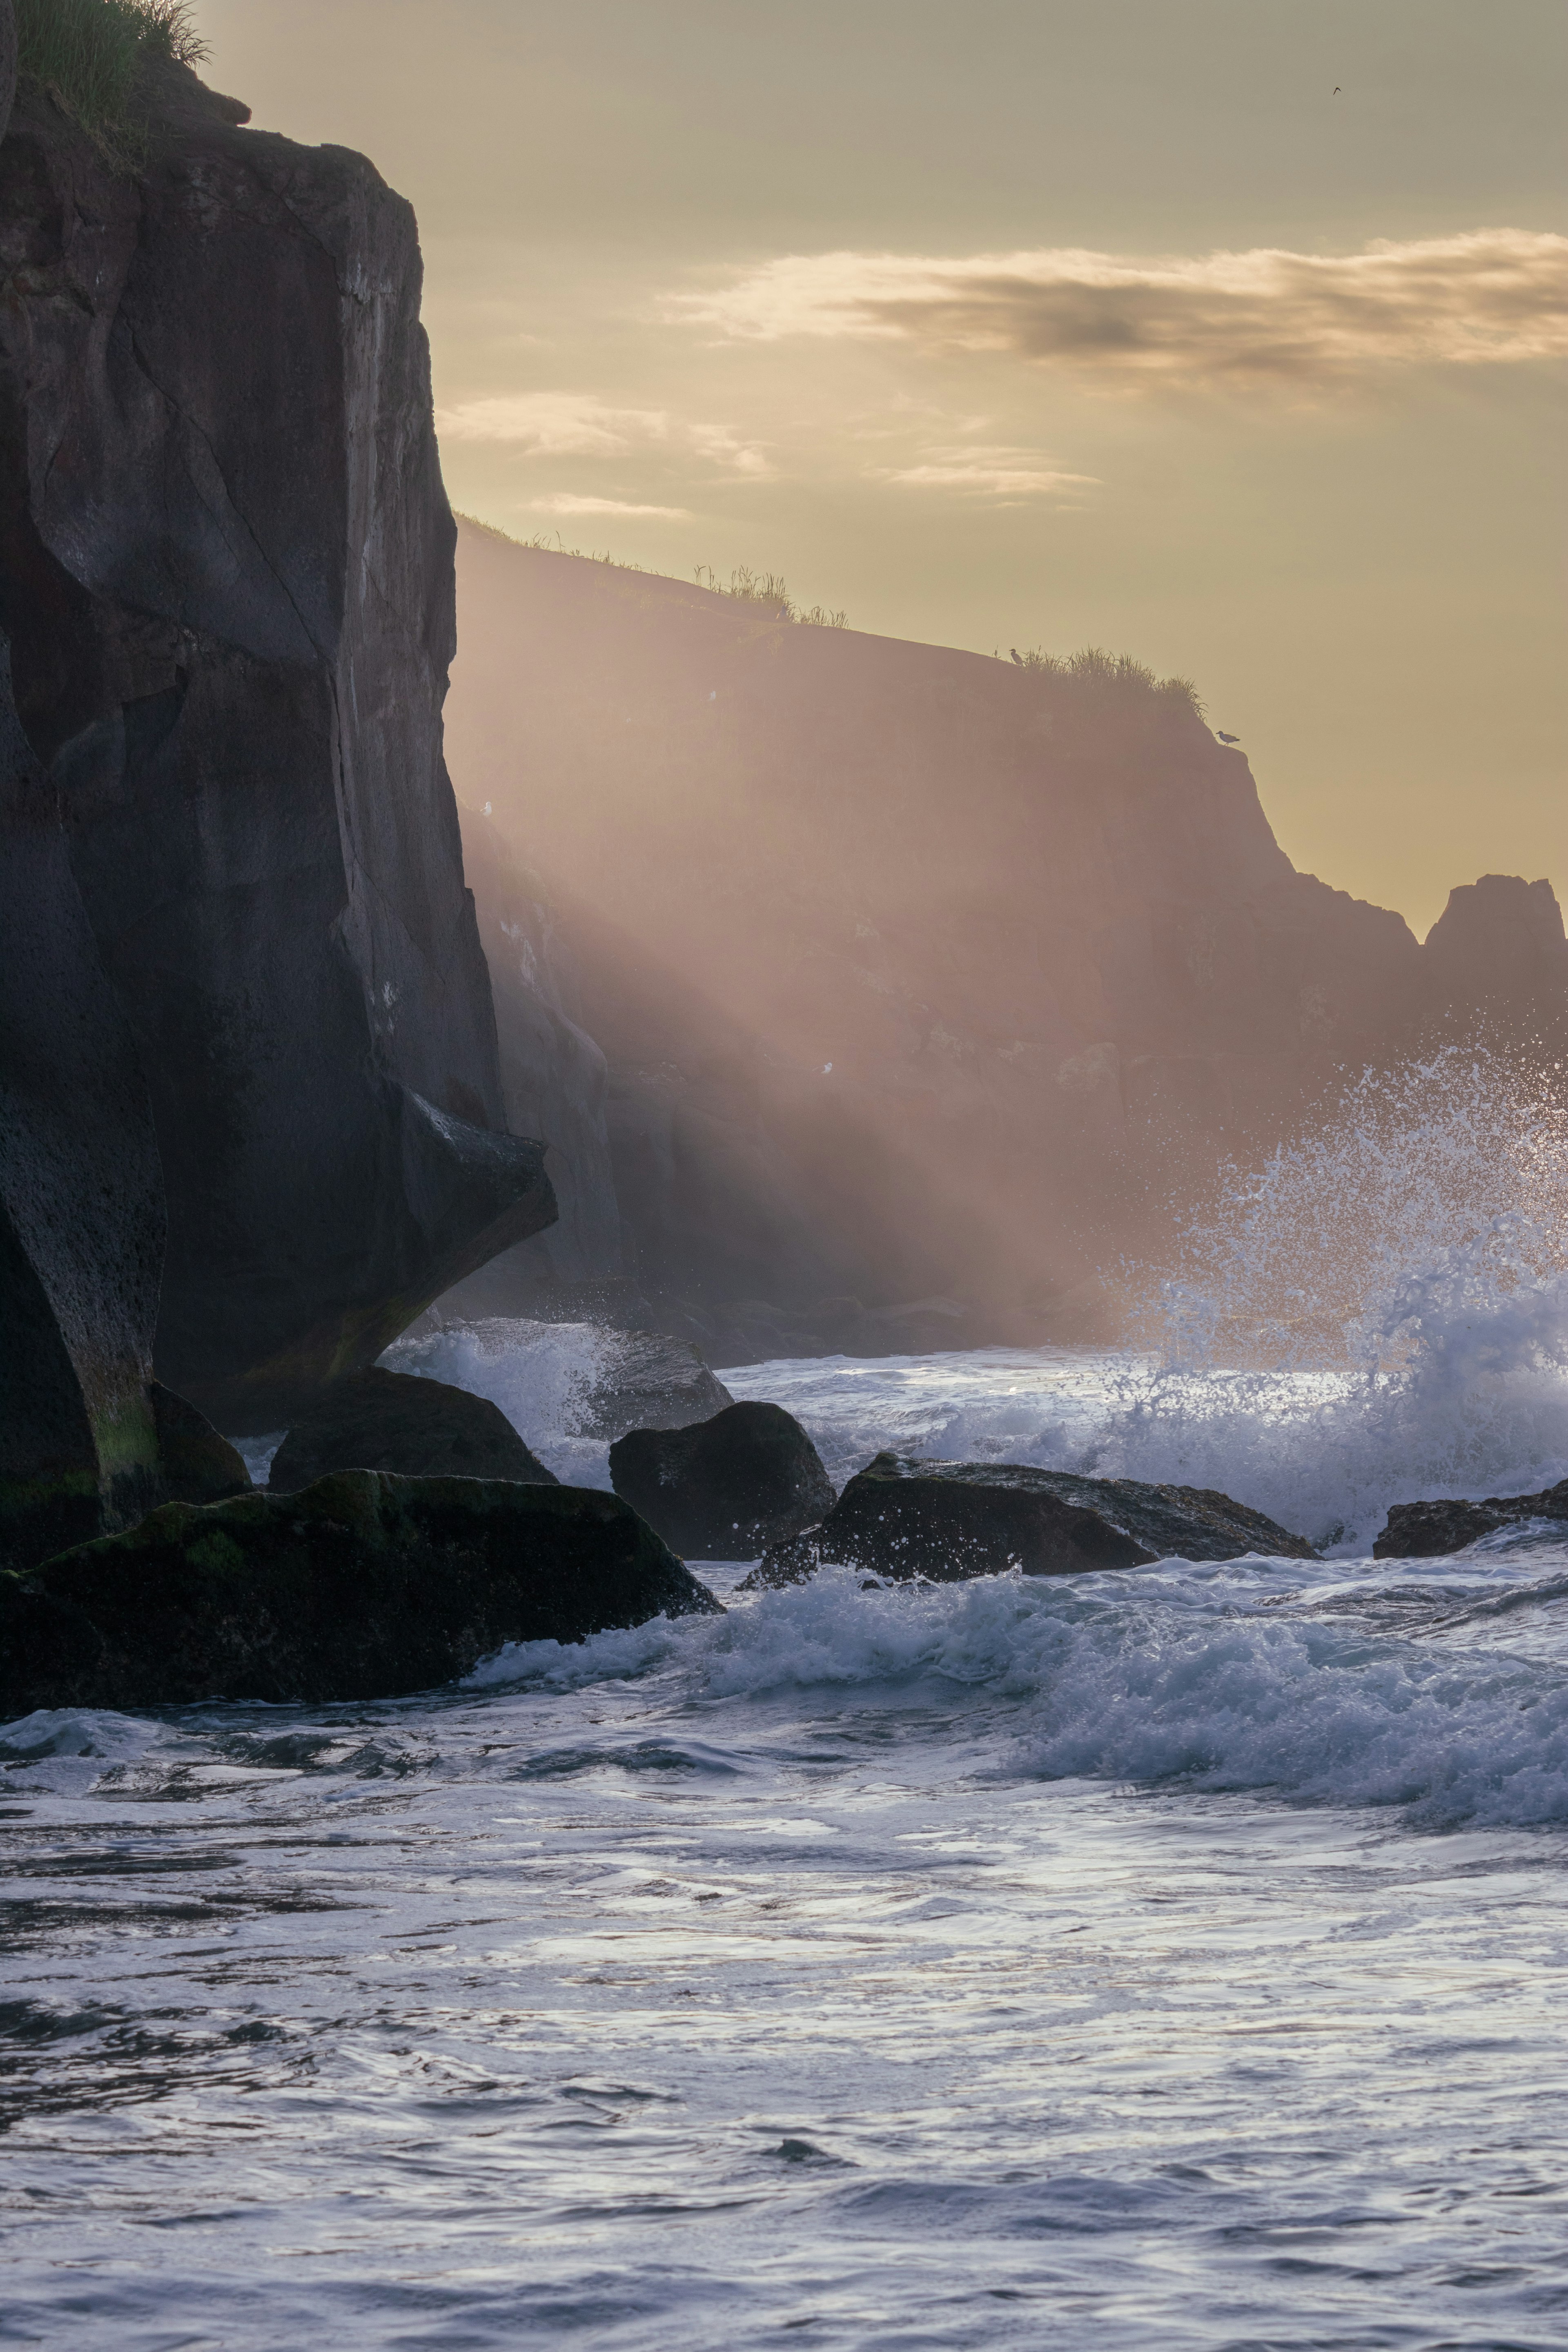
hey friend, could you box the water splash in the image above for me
[1096,1049,1568,1546]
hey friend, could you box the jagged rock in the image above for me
[150,1382,250,1504]
[1422,875,1568,1040]
[0,1470,722,1712]
[746,1453,1316,1586]
[0,636,166,1573]
[610,1401,835,1558]
[0,60,553,1438]
[268,1368,555,1492]
[1374,1480,1568,1560]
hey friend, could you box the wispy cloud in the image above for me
[436,390,770,474]
[675,230,1568,391]
[880,446,1099,501]
[530,492,692,519]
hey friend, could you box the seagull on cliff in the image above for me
[1216,731,1242,745]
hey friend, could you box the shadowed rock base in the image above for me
[268,1368,556,1492]
[610,1401,834,1558]
[0,1470,721,1712]
[746,1453,1317,1586]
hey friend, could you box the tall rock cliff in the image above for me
[0,53,554,1431]
[440,529,1556,1357]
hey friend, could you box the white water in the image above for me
[9,1055,1568,2346]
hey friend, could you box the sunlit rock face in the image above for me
[442,530,1439,1352]
[0,60,553,1432]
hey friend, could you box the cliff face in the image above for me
[0,62,554,1429]
[441,530,1434,1352]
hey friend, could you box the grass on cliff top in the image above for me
[16,0,207,159]
[456,519,1202,713]
[1007,643,1206,720]
[692,564,848,629]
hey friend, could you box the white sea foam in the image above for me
[382,1318,620,1485]
[463,1548,1568,1831]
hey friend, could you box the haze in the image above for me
[195,0,1565,937]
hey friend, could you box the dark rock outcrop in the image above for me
[1374,1480,1568,1560]
[610,1400,834,1559]
[0,60,553,1436]
[149,1381,251,1504]
[0,1469,722,1712]
[268,1367,555,1492]
[0,636,166,1572]
[747,1452,1316,1586]
[1421,876,1568,1042]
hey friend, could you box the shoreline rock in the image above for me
[0,1470,721,1712]
[610,1401,834,1559]
[268,1368,555,1492]
[746,1453,1317,1587]
[1374,1481,1568,1559]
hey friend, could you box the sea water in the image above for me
[9,1057,1568,2348]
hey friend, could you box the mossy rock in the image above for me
[0,1470,721,1712]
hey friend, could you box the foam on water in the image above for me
[13,1049,1568,2345]
[459,1545,1568,1832]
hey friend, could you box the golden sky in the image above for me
[198,0,1566,936]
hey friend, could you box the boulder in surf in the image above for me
[268,1368,556,1492]
[609,1400,835,1558]
[745,1452,1317,1586]
[1374,1480,1568,1559]
[0,1470,721,1712]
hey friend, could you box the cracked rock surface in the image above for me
[0,54,553,1435]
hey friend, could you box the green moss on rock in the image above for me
[0,1470,721,1712]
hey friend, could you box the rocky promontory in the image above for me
[0,46,553,1443]
[0,22,562,1590]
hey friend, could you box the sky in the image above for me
[197,0,1566,936]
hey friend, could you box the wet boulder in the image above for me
[1374,1480,1568,1559]
[746,1453,1316,1587]
[268,1368,555,1492]
[0,1470,722,1713]
[609,1400,835,1559]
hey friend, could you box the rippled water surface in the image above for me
[8,1343,1568,2348]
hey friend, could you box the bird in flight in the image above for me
[1216,730,1242,746]
[1333,85,1342,95]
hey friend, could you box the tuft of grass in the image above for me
[16,0,209,163]
[693,564,847,628]
[457,517,645,571]
[1004,643,1206,720]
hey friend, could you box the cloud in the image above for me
[436,390,770,474]
[437,392,665,453]
[880,445,1100,501]
[530,493,691,519]
[675,230,1568,391]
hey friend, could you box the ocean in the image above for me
[8,1298,1568,2348]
